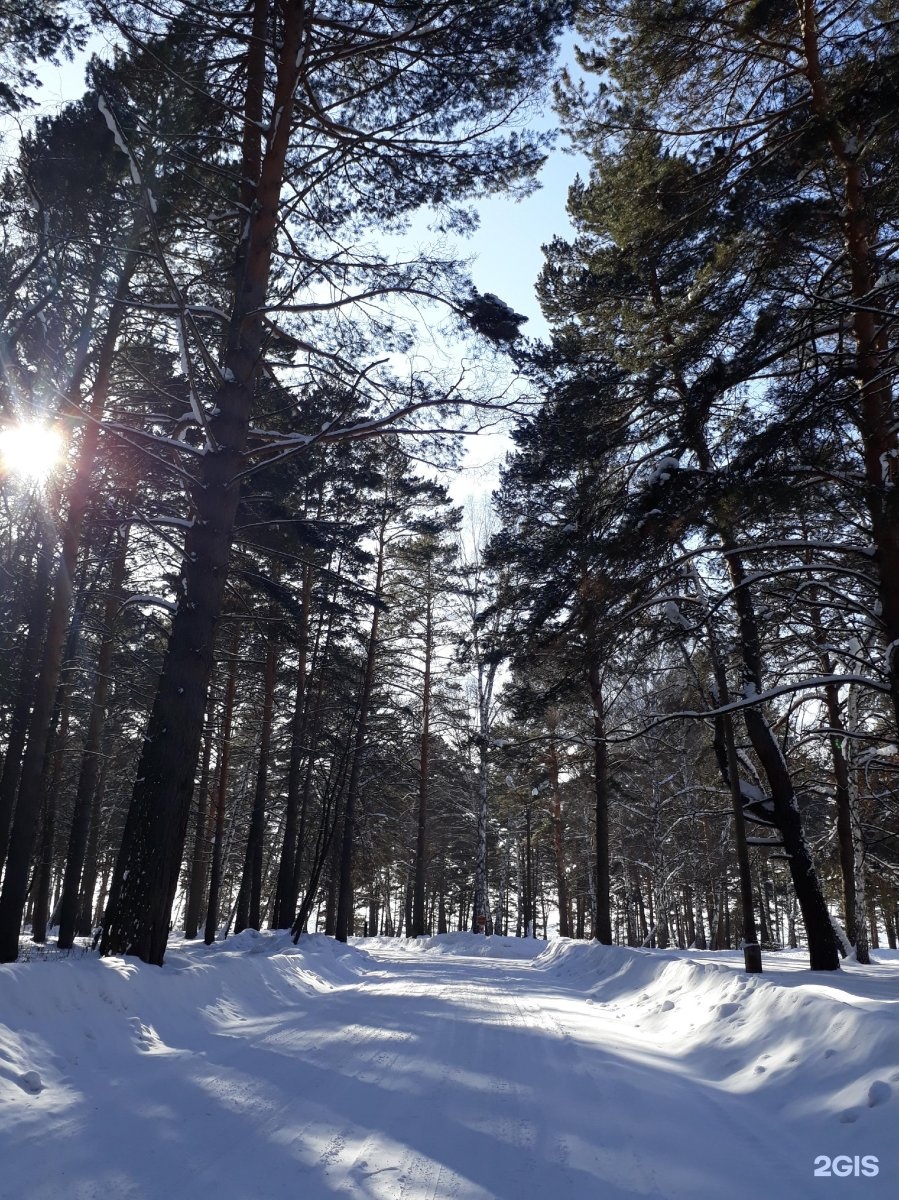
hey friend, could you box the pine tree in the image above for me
[0,2,84,114]
[96,0,569,965]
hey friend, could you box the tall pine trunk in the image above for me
[182,702,215,940]
[102,0,309,964]
[586,659,613,944]
[235,612,277,933]
[336,510,387,943]
[471,657,497,934]
[411,590,434,937]
[545,709,571,939]
[272,566,312,928]
[0,535,53,870]
[800,2,899,730]
[203,628,240,946]
[724,550,839,970]
[57,519,131,949]
[31,675,72,943]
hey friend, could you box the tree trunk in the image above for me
[683,885,696,947]
[102,0,308,965]
[587,665,613,944]
[335,509,387,943]
[845,684,870,964]
[822,672,857,946]
[77,745,110,936]
[867,899,880,950]
[31,682,71,943]
[0,536,53,871]
[411,588,434,937]
[203,628,239,946]
[272,565,312,928]
[183,703,215,940]
[721,550,838,969]
[523,804,533,937]
[545,709,571,939]
[235,612,277,933]
[800,1,899,730]
[288,578,341,922]
[57,520,131,949]
[471,655,497,936]
[881,892,897,949]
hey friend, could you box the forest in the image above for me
[1,0,898,979]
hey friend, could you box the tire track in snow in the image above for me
[509,985,666,1199]
[171,972,426,1199]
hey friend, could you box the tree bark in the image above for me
[182,701,215,940]
[204,627,239,946]
[691,570,762,972]
[724,550,838,969]
[799,1,899,730]
[235,611,277,933]
[31,683,71,944]
[845,683,870,964]
[102,0,309,964]
[76,747,110,936]
[545,709,571,939]
[587,662,613,944]
[272,566,312,928]
[57,520,131,949]
[336,510,387,943]
[0,536,53,871]
[411,585,434,937]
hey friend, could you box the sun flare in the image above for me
[0,421,64,484]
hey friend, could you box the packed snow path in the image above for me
[2,933,897,1199]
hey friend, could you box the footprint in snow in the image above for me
[717,1002,739,1018]
[17,1071,43,1094]
[659,1000,675,1012]
[867,1080,891,1108]
[839,1108,861,1124]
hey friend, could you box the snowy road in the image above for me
[1,933,897,1199]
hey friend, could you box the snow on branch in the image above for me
[118,594,177,616]
[602,673,891,745]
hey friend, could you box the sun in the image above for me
[0,421,64,484]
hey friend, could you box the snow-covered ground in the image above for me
[1,932,897,1199]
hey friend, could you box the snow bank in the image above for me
[359,931,542,959]
[531,939,899,1132]
[0,931,367,1112]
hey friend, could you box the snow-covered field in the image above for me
[1,933,897,1199]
